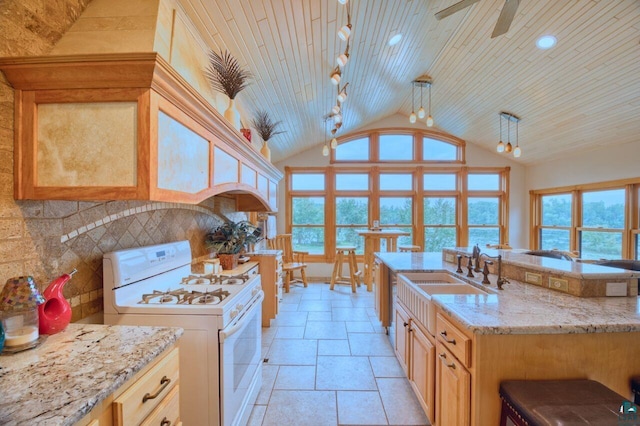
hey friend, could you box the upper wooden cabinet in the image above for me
[0,53,281,211]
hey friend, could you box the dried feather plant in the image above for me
[251,110,285,142]
[204,50,252,100]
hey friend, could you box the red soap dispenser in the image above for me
[38,269,77,335]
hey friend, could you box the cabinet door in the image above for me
[436,343,470,426]
[410,324,435,422]
[394,303,410,375]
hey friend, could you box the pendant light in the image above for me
[496,114,505,153]
[513,119,521,157]
[505,117,512,153]
[338,0,352,41]
[338,0,348,4]
[418,83,425,119]
[426,81,434,127]
[332,104,341,115]
[337,83,349,103]
[337,40,350,67]
[330,128,338,149]
[409,82,417,123]
[330,67,341,85]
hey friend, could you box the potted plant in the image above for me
[205,220,262,270]
[251,110,285,161]
[204,49,252,130]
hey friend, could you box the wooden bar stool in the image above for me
[398,245,421,252]
[499,379,629,426]
[330,246,362,293]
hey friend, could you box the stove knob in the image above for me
[252,287,259,296]
[230,309,238,319]
[236,303,244,311]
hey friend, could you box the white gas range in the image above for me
[103,240,263,426]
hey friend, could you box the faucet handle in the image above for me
[497,277,510,290]
[481,260,493,285]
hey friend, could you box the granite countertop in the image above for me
[376,251,640,335]
[0,324,183,426]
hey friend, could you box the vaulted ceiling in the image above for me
[181,0,640,164]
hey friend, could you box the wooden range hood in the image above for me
[0,52,282,212]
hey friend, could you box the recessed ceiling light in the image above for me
[388,33,403,46]
[536,35,557,50]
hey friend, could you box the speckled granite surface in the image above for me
[376,251,640,335]
[0,324,182,426]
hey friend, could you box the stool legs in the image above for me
[330,249,361,293]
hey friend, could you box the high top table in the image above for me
[357,229,410,291]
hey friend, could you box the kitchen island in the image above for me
[375,251,640,425]
[0,323,182,426]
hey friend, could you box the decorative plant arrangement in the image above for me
[204,49,252,129]
[251,110,285,161]
[205,220,262,270]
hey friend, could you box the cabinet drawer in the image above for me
[247,265,259,277]
[113,347,179,426]
[435,314,471,368]
[140,384,180,426]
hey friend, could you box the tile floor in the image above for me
[248,282,430,426]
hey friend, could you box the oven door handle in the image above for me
[219,291,264,342]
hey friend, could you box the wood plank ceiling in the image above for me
[181,0,640,164]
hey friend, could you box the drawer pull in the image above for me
[160,417,171,426]
[403,322,409,328]
[440,330,456,345]
[142,376,171,403]
[439,352,456,369]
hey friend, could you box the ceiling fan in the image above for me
[435,0,520,38]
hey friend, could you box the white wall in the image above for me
[274,113,527,277]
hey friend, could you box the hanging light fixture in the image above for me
[333,113,343,124]
[337,40,350,67]
[513,117,521,157]
[322,118,330,156]
[409,82,416,123]
[330,67,341,85]
[330,128,338,149]
[426,80,434,127]
[338,0,352,41]
[332,103,341,115]
[337,83,349,103]
[337,0,348,4]
[505,116,512,153]
[496,114,505,153]
[418,83,425,119]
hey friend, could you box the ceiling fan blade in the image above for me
[435,0,482,20]
[491,0,520,38]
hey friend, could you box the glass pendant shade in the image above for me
[497,141,505,153]
[338,24,352,41]
[426,115,434,127]
[338,0,348,4]
[513,146,521,157]
[409,112,417,123]
[331,138,338,149]
[337,88,348,103]
[332,105,341,115]
[333,113,342,124]
[418,107,425,119]
[331,71,341,85]
[337,53,349,67]
[322,145,329,156]
[505,142,513,153]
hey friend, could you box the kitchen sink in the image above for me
[397,273,488,336]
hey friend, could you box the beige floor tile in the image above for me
[261,326,278,344]
[377,378,430,425]
[316,356,377,390]
[369,356,405,378]
[255,364,279,405]
[348,333,395,356]
[331,299,354,307]
[318,339,351,356]
[307,311,333,321]
[278,303,299,312]
[272,311,308,326]
[298,299,333,311]
[305,321,347,339]
[275,326,305,339]
[267,339,318,365]
[262,390,337,426]
[332,307,370,321]
[281,294,302,304]
[346,321,375,333]
[274,365,316,390]
[337,391,389,425]
[247,404,266,426]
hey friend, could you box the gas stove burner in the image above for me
[180,273,250,286]
[140,289,184,304]
[220,275,248,285]
[179,289,230,305]
[185,277,212,285]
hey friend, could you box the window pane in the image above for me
[424,173,456,191]
[380,227,412,250]
[468,227,500,246]
[540,229,570,251]
[468,197,499,225]
[424,197,456,225]
[292,227,324,254]
[380,174,412,191]
[580,230,622,260]
[292,197,324,224]
[425,228,457,252]
[336,197,368,225]
[292,174,325,190]
[336,227,366,254]
[335,137,369,161]
[380,197,412,225]
[423,138,457,161]
[379,134,413,161]
[582,189,625,229]
[542,194,572,227]
[468,174,500,191]
[336,173,369,191]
